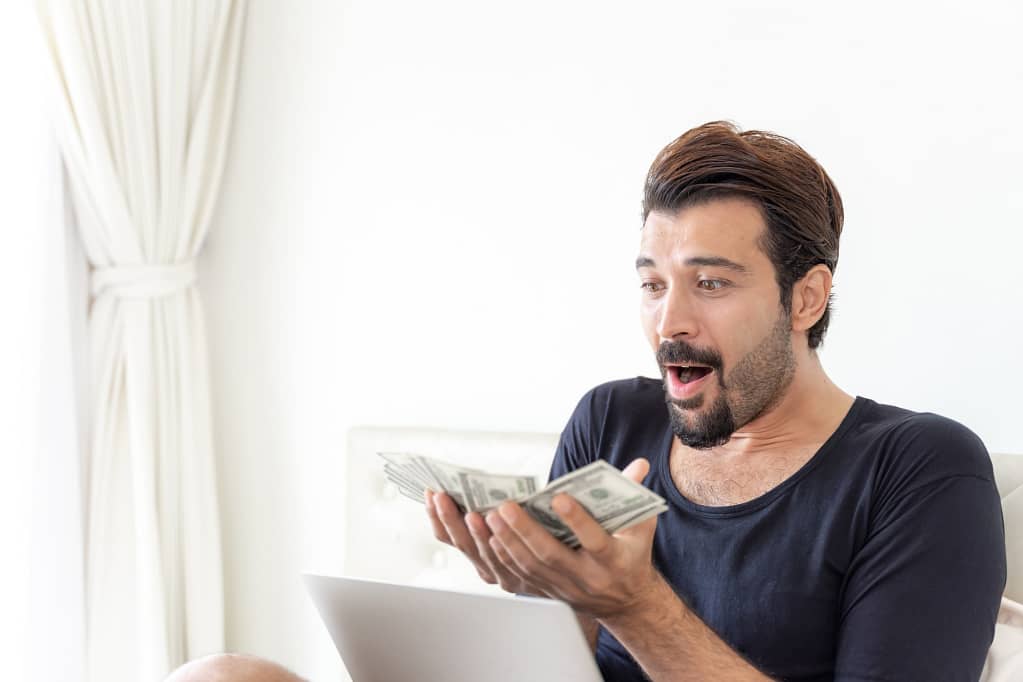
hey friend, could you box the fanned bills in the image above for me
[378,453,668,548]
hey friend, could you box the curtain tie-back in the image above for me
[91,261,197,300]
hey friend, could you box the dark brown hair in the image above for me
[642,121,844,349]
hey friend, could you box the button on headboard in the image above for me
[345,426,559,593]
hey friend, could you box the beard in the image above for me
[659,310,796,449]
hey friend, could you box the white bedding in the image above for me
[982,597,1023,681]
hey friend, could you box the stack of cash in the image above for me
[379,452,669,548]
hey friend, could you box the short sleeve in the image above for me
[834,469,1006,681]
[547,387,601,482]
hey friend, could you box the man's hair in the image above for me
[642,121,844,349]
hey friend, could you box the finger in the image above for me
[427,496,497,583]
[470,511,550,590]
[465,512,495,561]
[432,491,483,562]
[487,505,582,592]
[616,513,659,543]
[424,490,453,545]
[486,535,553,599]
[621,457,650,484]
[466,512,520,586]
[486,518,568,597]
[551,493,612,555]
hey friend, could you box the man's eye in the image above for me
[640,281,663,293]
[697,279,726,291]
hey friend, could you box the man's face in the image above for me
[637,197,797,449]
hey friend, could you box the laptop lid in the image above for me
[303,573,603,682]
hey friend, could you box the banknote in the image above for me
[520,461,666,546]
[378,452,667,546]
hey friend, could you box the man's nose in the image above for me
[656,286,699,341]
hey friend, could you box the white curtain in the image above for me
[29,153,90,682]
[36,2,247,679]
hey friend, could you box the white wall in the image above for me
[0,4,49,678]
[202,0,1023,678]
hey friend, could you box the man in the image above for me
[426,121,1006,680]
[170,122,1005,681]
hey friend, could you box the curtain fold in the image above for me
[29,155,89,682]
[36,2,247,679]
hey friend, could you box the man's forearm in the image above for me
[598,575,774,682]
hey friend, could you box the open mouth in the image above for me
[664,363,715,400]
[672,365,713,384]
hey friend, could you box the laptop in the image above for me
[303,573,603,682]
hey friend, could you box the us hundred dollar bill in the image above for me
[378,452,667,545]
[521,460,666,545]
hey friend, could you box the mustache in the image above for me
[656,340,723,372]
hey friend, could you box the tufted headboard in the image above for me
[344,426,1023,600]
[994,453,1023,500]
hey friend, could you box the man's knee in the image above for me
[164,653,306,682]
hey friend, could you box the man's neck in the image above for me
[669,353,855,506]
[702,351,853,460]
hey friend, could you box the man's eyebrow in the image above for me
[634,255,750,274]
[635,256,656,270]
[684,256,750,274]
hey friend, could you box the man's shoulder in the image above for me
[579,376,664,405]
[551,377,667,475]
[850,397,994,484]
[569,376,666,423]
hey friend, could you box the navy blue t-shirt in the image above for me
[549,378,1005,682]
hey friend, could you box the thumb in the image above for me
[621,457,650,484]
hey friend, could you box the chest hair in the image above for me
[668,441,820,507]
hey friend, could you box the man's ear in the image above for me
[790,264,832,335]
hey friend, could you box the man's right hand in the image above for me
[425,489,539,596]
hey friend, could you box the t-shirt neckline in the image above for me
[655,395,869,518]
